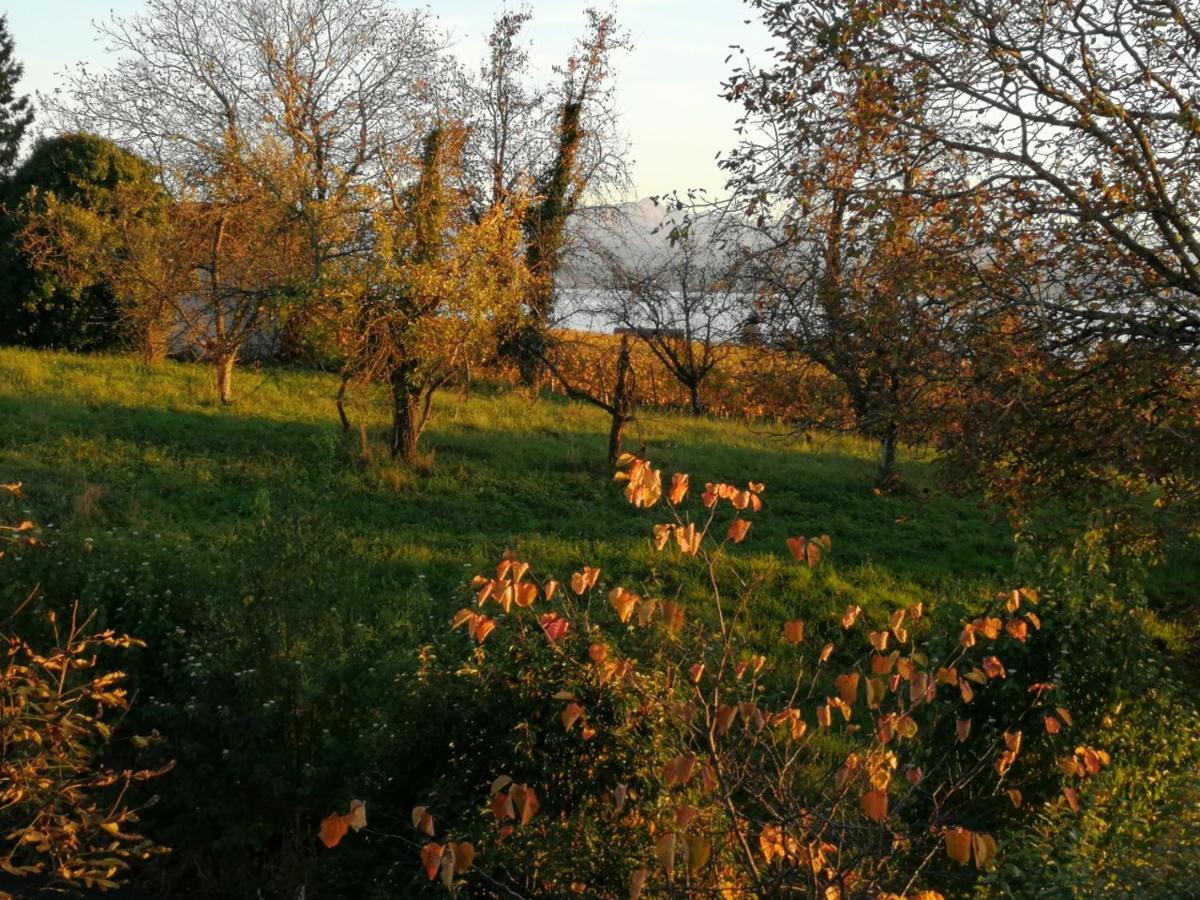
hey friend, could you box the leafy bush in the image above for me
[0,133,159,352]
[0,482,169,893]
[325,457,1109,897]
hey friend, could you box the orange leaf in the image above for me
[835,672,860,705]
[956,719,971,742]
[412,806,434,836]
[511,784,539,826]
[675,805,699,829]
[420,843,443,880]
[841,604,862,629]
[861,789,888,822]
[562,702,585,732]
[944,827,971,864]
[783,619,805,644]
[318,812,349,848]
[609,587,638,623]
[668,473,689,505]
[727,518,752,543]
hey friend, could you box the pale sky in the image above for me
[4,1,769,200]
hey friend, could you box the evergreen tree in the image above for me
[0,15,34,175]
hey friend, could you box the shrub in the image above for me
[0,482,170,893]
[324,457,1108,897]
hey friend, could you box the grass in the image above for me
[0,347,1012,603]
[9,347,1194,897]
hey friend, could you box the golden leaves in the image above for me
[944,827,996,868]
[609,587,639,623]
[615,456,662,508]
[787,534,831,567]
[570,566,601,595]
[451,608,496,643]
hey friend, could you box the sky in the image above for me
[5,1,769,200]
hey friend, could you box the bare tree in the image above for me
[596,214,744,416]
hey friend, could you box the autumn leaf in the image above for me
[861,789,888,822]
[944,827,971,864]
[685,834,712,869]
[675,805,699,829]
[668,473,689,505]
[561,702,585,731]
[1062,786,1081,812]
[420,843,443,880]
[629,866,648,899]
[318,812,349,849]
[655,832,677,879]
[783,619,805,644]
[539,613,570,645]
[661,601,685,636]
[510,784,539,826]
[841,604,862,629]
[453,841,474,873]
[727,518,752,543]
[971,832,998,868]
[412,805,434,836]
[609,587,638,623]
[835,672,859,705]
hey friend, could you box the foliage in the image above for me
[337,124,533,459]
[0,347,1032,896]
[329,456,1112,897]
[0,482,169,894]
[728,0,1200,537]
[0,133,160,352]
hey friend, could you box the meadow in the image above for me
[1,347,1195,897]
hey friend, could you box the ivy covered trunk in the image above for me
[390,360,423,460]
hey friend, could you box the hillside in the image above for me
[1,348,1195,898]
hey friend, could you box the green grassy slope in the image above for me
[0,347,1022,893]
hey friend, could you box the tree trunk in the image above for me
[215,353,236,405]
[688,382,703,416]
[878,421,899,488]
[607,334,635,465]
[390,362,422,460]
[607,412,628,466]
[138,320,169,365]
